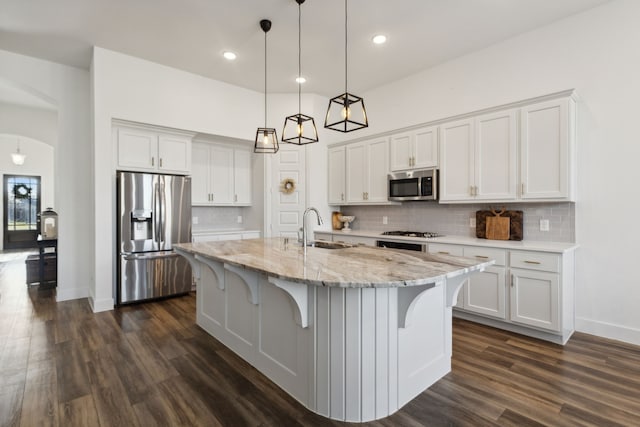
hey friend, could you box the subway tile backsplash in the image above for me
[339,202,575,242]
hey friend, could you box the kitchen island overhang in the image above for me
[174,238,492,423]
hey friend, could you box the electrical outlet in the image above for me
[382,216,388,225]
[540,219,549,231]
[237,215,243,224]
[192,216,199,225]
[470,218,476,228]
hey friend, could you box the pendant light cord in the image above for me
[344,0,348,96]
[264,28,268,127]
[298,1,302,115]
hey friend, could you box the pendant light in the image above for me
[325,0,368,132]
[255,19,279,154]
[282,0,319,145]
[11,137,26,165]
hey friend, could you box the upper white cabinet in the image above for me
[328,146,346,205]
[192,142,252,206]
[520,98,575,201]
[345,137,389,204]
[116,124,192,175]
[390,125,438,171]
[439,110,517,202]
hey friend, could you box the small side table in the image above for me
[36,239,57,286]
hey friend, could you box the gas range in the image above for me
[381,230,443,239]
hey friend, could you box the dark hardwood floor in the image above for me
[1,252,639,426]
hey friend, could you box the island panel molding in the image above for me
[176,238,490,422]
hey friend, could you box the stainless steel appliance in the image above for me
[117,171,192,305]
[376,230,444,252]
[388,168,438,201]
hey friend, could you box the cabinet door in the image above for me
[439,119,474,201]
[464,266,506,319]
[389,133,412,171]
[475,110,517,200]
[345,142,366,203]
[210,145,234,204]
[191,143,211,205]
[520,98,571,200]
[328,146,346,204]
[233,149,252,205]
[365,138,390,203]
[158,135,191,174]
[413,126,438,169]
[510,268,560,332]
[117,127,158,170]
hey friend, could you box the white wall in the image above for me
[0,134,55,249]
[351,0,640,344]
[91,47,265,310]
[0,102,58,146]
[0,49,92,302]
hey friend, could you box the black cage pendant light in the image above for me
[324,0,368,132]
[255,19,279,154]
[282,0,319,145]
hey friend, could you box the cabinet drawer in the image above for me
[463,247,506,266]
[333,235,376,246]
[510,251,560,273]
[428,243,463,256]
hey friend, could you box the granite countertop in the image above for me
[315,229,578,253]
[174,237,493,288]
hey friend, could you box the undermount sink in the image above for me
[309,240,353,250]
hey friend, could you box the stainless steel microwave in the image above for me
[388,168,438,201]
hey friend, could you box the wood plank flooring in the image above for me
[1,252,640,426]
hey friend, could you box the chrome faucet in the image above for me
[302,207,323,255]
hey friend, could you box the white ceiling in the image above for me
[0,0,610,97]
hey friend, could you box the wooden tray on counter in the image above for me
[476,210,523,241]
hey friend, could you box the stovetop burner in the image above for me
[381,230,443,238]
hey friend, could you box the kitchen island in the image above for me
[174,238,492,422]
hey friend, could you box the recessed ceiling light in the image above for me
[295,76,306,84]
[372,34,387,45]
[223,51,237,60]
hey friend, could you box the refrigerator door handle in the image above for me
[154,181,161,244]
[160,181,167,243]
[122,251,181,261]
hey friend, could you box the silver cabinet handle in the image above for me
[475,255,489,259]
[341,193,344,201]
[151,157,155,167]
[521,183,526,195]
[524,260,541,265]
[511,274,514,287]
[234,194,238,203]
[160,158,163,167]
[438,251,450,255]
[475,186,478,196]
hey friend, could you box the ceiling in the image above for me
[0,0,611,97]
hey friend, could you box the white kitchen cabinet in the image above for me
[328,146,346,205]
[429,241,573,344]
[116,124,192,175]
[192,142,252,206]
[345,137,389,204]
[520,97,575,201]
[439,110,517,202]
[390,125,438,171]
[331,234,376,247]
[429,243,506,318]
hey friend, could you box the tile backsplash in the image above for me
[192,206,261,232]
[339,202,574,242]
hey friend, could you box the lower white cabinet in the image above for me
[314,232,376,247]
[429,242,573,344]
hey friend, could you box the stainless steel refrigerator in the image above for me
[117,171,192,305]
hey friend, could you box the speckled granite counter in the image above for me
[174,237,492,288]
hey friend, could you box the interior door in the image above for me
[3,175,41,249]
[270,144,306,238]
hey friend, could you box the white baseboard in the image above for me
[56,286,88,302]
[89,296,115,312]
[576,317,640,346]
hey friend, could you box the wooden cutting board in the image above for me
[476,209,523,241]
[485,208,510,240]
[331,212,343,230]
